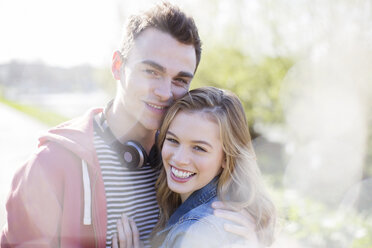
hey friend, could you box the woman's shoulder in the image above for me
[165,214,244,248]
[163,199,246,247]
[179,197,217,222]
[163,215,225,248]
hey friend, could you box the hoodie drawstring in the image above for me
[82,160,92,225]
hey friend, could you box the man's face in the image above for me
[117,28,197,132]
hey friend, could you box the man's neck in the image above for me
[105,102,156,154]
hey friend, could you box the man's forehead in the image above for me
[128,28,197,72]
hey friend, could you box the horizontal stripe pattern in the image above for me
[93,131,160,248]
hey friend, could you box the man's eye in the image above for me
[173,78,188,85]
[144,69,159,76]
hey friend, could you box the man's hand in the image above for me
[112,214,143,248]
[212,201,258,242]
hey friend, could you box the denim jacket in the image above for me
[152,177,246,248]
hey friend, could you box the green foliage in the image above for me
[272,189,372,248]
[192,45,292,129]
[271,188,372,248]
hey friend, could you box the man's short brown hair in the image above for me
[120,1,202,70]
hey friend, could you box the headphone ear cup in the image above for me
[122,141,148,168]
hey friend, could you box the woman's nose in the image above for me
[172,146,190,166]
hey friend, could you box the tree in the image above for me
[193,45,292,134]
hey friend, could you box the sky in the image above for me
[0,0,116,67]
[0,0,309,68]
[0,0,262,68]
[1,0,372,68]
[0,0,172,67]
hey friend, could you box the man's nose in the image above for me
[154,78,173,101]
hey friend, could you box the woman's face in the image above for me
[162,111,225,202]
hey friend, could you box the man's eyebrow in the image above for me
[176,71,194,79]
[141,60,166,73]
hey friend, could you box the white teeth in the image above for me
[148,103,165,110]
[171,166,195,179]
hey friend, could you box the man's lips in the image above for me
[145,102,170,114]
[146,102,168,110]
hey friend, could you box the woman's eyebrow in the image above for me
[166,131,177,137]
[168,131,213,149]
[191,140,212,149]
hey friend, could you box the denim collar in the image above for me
[166,176,219,227]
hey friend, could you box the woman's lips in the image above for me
[170,166,196,183]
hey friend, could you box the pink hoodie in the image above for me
[1,108,108,248]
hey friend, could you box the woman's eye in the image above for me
[165,137,178,144]
[194,146,207,152]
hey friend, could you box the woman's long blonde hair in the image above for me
[154,86,276,245]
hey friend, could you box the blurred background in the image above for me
[1,0,372,247]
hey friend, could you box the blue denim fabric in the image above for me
[166,176,218,226]
[152,177,244,248]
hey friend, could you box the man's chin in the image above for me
[141,120,162,132]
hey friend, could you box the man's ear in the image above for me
[112,51,123,80]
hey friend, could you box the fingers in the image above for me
[117,217,127,248]
[211,200,228,209]
[116,214,139,248]
[213,201,259,241]
[214,208,255,229]
[129,218,140,248]
[224,223,258,241]
[123,214,133,247]
[213,201,256,224]
[112,233,118,248]
[212,201,244,213]
[225,223,259,247]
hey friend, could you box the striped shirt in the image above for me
[93,130,160,248]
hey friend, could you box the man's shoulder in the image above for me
[37,141,82,165]
[35,108,101,167]
[19,138,84,181]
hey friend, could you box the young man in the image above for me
[1,2,255,248]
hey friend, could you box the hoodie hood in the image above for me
[38,108,104,227]
[38,108,103,167]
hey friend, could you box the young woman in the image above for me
[113,86,276,247]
